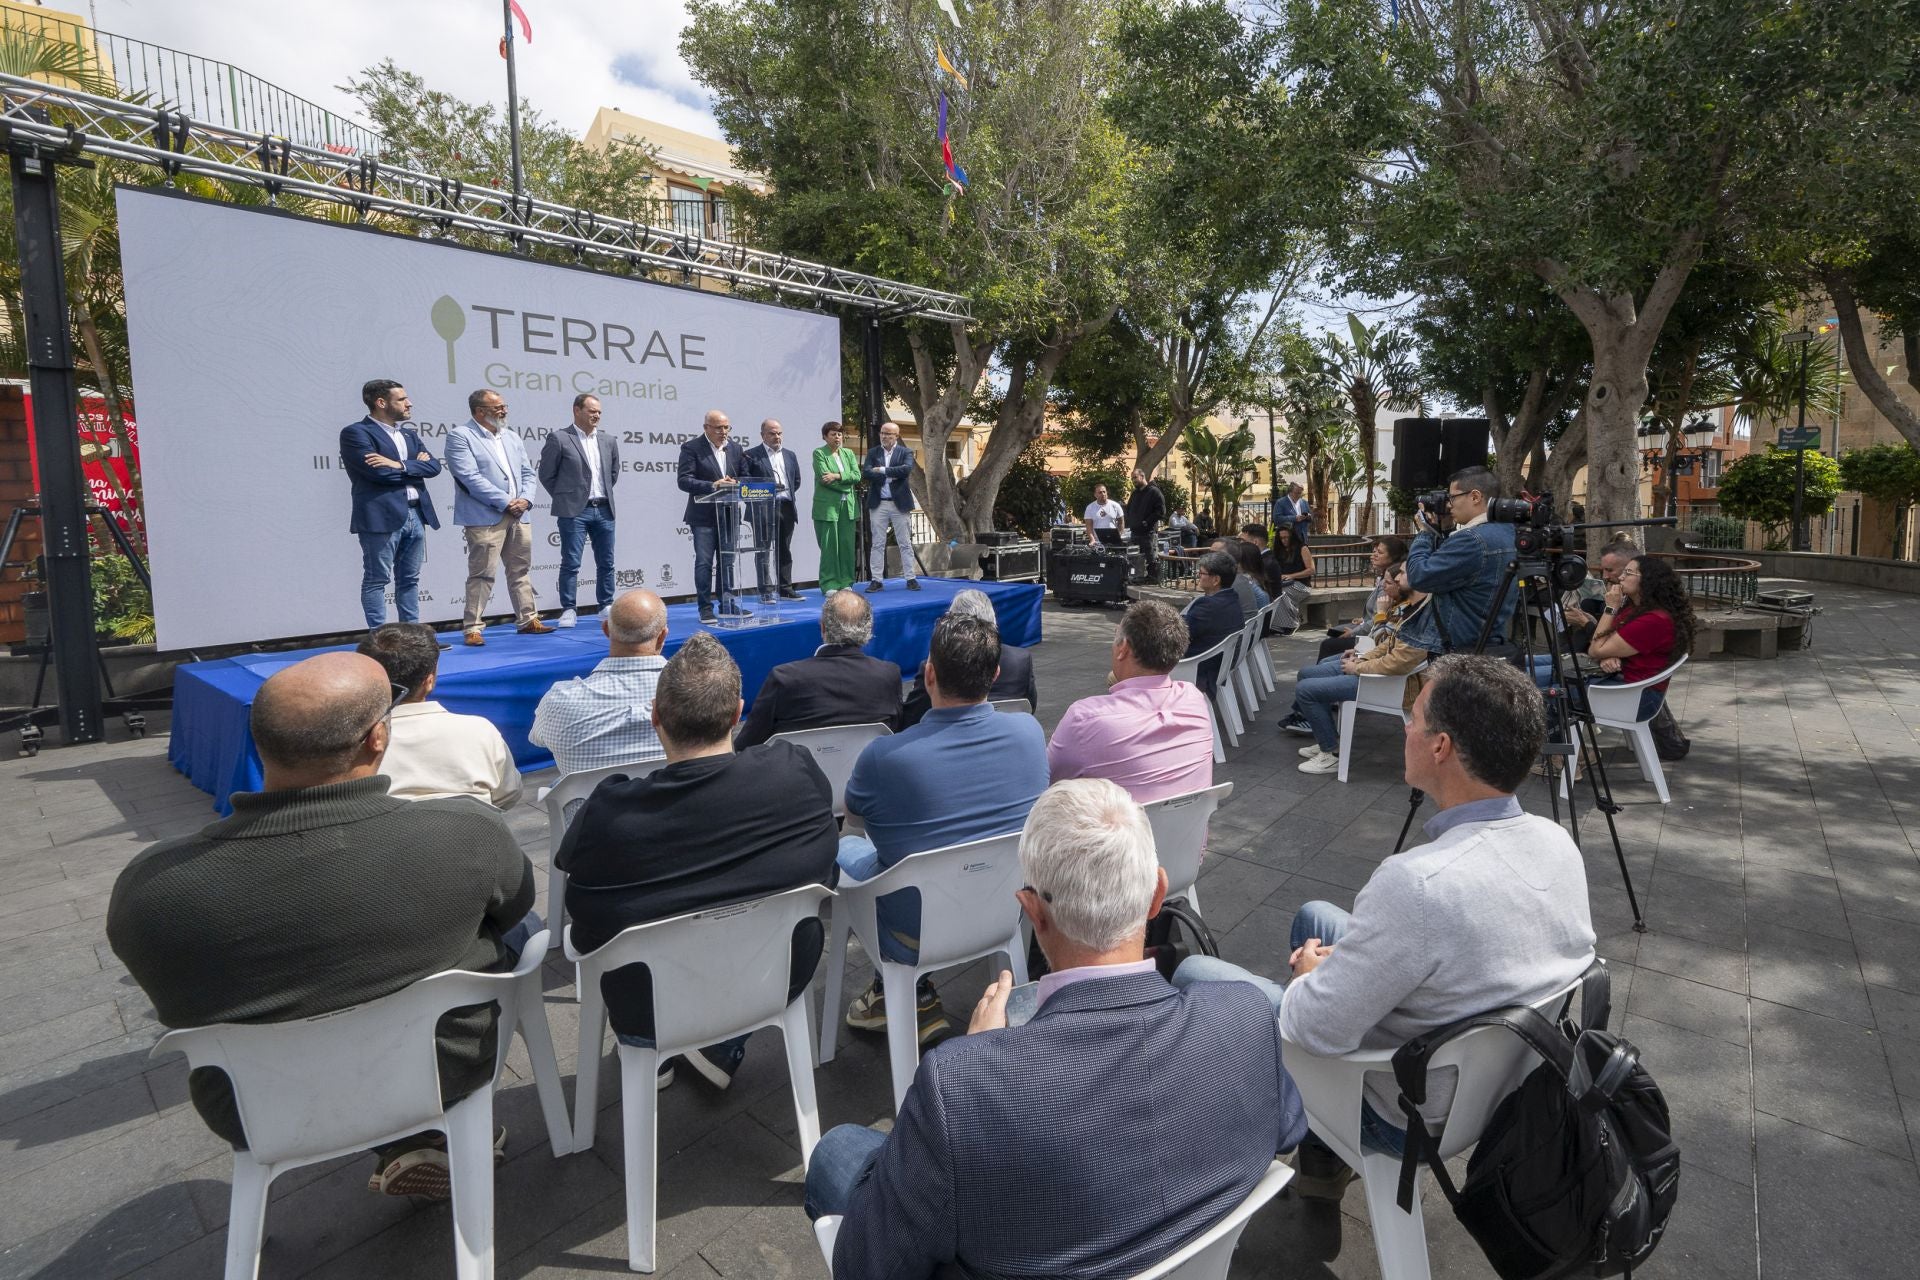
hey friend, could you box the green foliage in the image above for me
[0,28,116,95]
[1180,420,1258,526]
[1061,464,1131,518]
[1716,447,1842,549]
[991,438,1063,538]
[90,553,154,643]
[1386,486,1418,522]
[1682,513,1748,551]
[1839,444,1920,508]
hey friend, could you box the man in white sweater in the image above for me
[1175,654,1595,1193]
[357,624,523,809]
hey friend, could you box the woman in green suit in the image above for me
[812,421,862,592]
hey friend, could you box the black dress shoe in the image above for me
[866,580,884,592]
[906,579,921,591]
[779,588,803,600]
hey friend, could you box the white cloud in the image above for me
[86,0,717,139]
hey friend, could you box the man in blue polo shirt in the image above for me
[838,611,1048,1042]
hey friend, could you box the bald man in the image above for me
[677,408,753,623]
[531,588,672,775]
[107,651,535,1200]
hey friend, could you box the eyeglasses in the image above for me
[360,682,410,740]
[1446,490,1469,503]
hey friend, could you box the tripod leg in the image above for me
[1392,789,1425,855]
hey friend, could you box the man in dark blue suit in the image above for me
[741,417,803,601]
[807,778,1305,1279]
[862,420,920,591]
[1182,549,1249,698]
[340,379,441,631]
[677,408,753,624]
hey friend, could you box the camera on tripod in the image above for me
[1486,491,1588,593]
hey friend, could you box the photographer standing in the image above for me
[1404,466,1520,652]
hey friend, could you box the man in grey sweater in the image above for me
[1175,654,1595,1192]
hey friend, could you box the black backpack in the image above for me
[1389,963,1680,1279]
[1144,897,1218,981]
[1649,703,1690,761]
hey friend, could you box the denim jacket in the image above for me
[1405,521,1519,650]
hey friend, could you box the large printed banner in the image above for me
[116,187,839,650]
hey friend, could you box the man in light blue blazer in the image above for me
[444,389,552,645]
[808,779,1306,1279]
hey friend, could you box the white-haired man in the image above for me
[898,588,1037,726]
[809,778,1306,1279]
[734,590,903,747]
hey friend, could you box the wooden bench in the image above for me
[1695,608,1808,659]
[1301,586,1373,630]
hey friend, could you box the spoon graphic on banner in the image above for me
[431,295,466,383]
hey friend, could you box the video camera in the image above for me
[1485,492,1589,592]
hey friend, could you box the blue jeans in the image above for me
[357,507,427,629]
[691,522,736,611]
[1171,900,1406,1155]
[557,504,616,611]
[837,835,919,964]
[805,1123,888,1220]
[1297,674,1360,752]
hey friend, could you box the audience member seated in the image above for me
[1266,524,1315,634]
[1213,538,1270,615]
[1560,539,1639,653]
[1285,564,1431,775]
[531,589,668,776]
[107,652,536,1200]
[899,589,1038,726]
[1176,656,1595,1197]
[808,778,1306,1277]
[1583,554,1694,719]
[838,614,1048,1041]
[1181,549,1246,699]
[1047,600,1213,803]
[355,623,522,808]
[734,589,902,747]
[1318,535,1408,660]
[558,633,839,1089]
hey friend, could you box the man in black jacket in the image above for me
[1181,550,1248,698]
[899,588,1038,726]
[559,632,839,1089]
[735,590,903,747]
[107,651,535,1200]
[677,408,754,623]
[1125,467,1166,582]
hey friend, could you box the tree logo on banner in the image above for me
[431,294,467,382]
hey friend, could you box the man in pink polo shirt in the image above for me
[1047,600,1214,803]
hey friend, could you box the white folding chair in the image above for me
[770,721,893,817]
[1232,615,1267,721]
[1171,630,1244,750]
[1247,603,1279,693]
[1563,655,1688,804]
[810,1159,1292,1279]
[537,757,668,951]
[1335,660,1428,783]
[990,698,1034,714]
[568,885,832,1273]
[151,930,572,1280]
[1281,975,1585,1280]
[816,833,1028,1107]
[1142,782,1234,919]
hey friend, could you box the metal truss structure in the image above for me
[0,74,973,323]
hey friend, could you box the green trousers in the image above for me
[816,518,858,593]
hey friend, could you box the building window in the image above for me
[667,185,706,237]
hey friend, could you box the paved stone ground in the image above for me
[2,578,1917,1279]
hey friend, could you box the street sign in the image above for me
[1776,426,1821,451]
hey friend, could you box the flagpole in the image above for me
[502,0,525,201]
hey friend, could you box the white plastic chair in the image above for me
[1232,614,1268,721]
[816,832,1028,1107]
[770,721,893,817]
[568,885,832,1273]
[537,756,668,951]
[1564,655,1688,804]
[1171,629,1244,751]
[1142,782,1234,919]
[810,1158,1292,1279]
[151,930,573,1280]
[1335,660,1429,783]
[1280,975,1584,1280]
[1247,602,1279,692]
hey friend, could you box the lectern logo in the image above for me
[431,295,466,382]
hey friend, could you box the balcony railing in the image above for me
[2,10,383,155]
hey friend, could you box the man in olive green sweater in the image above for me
[108,651,536,1199]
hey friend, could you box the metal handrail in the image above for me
[1656,549,1762,608]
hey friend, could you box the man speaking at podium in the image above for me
[678,409,752,625]
[743,418,803,602]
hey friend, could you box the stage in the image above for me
[168,578,1045,814]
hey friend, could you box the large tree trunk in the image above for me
[1132,405,1198,480]
[1827,270,1920,450]
[891,321,995,540]
[1541,405,1589,519]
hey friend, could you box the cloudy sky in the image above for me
[84,0,717,137]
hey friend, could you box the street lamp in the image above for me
[1781,327,1815,552]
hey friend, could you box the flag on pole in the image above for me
[937,93,967,190]
[937,0,963,28]
[509,0,533,42]
[936,40,968,90]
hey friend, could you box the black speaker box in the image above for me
[1047,548,1131,604]
[1391,418,1445,492]
[1440,418,1492,478]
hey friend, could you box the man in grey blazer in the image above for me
[807,779,1306,1279]
[444,390,552,645]
[538,393,620,628]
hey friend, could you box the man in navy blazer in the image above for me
[444,389,552,644]
[340,379,441,631]
[808,779,1306,1279]
[1182,549,1249,698]
[677,408,753,623]
[741,417,804,601]
[538,394,621,628]
[862,420,919,591]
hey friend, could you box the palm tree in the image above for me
[1179,420,1259,529]
[0,29,118,96]
[1275,344,1347,532]
[1319,315,1418,534]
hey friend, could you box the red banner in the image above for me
[22,390,143,529]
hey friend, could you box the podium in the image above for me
[695,479,791,628]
